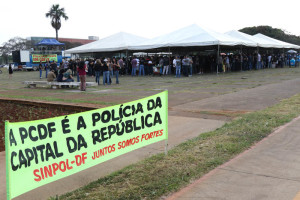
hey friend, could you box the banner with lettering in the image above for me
[32,54,57,62]
[5,91,168,199]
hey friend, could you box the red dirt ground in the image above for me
[0,101,79,152]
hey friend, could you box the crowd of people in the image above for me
[36,52,299,91]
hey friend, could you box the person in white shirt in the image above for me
[136,57,140,71]
[257,53,262,70]
[173,56,181,78]
[268,55,272,68]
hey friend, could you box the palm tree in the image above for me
[45,4,68,40]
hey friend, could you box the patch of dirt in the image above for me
[0,101,81,152]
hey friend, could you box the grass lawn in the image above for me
[1,67,300,108]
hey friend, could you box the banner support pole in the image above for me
[5,120,11,200]
[165,90,168,155]
[165,139,168,155]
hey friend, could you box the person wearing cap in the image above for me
[103,58,110,85]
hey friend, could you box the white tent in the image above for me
[65,32,147,54]
[253,33,300,49]
[130,24,257,51]
[225,30,281,48]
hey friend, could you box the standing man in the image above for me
[173,56,181,78]
[38,61,43,79]
[50,61,58,76]
[94,59,102,85]
[188,56,193,76]
[268,54,272,68]
[148,58,153,75]
[136,57,140,75]
[218,54,223,73]
[182,56,189,76]
[225,55,230,72]
[131,57,137,76]
[75,59,80,82]
[103,59,110,85]
[45,60,50,78]
[139,57,145,76]
[118,57,124,75]
[257,53,262,70]
[78,60,87,91]
[64,60,69,70]
[114,59,120,84]
[162,56,170,75]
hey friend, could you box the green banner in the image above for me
[32,54,57,62]
[5,91,168,199]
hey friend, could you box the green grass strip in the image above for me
[55,94,300,200]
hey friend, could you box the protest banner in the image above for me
[5,91,168,199]
[32,54,58,62]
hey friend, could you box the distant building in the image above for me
[26,36,98,47]
[88,36,99,40]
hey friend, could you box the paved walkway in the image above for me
[174,78,300,112]
[167,115,300,200]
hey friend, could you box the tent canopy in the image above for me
[253,33,300,49]
[65,25,300,54]
[130,24,257,51]
[225,30,282,48]
[65,32,147,54]
[35,39,65,46]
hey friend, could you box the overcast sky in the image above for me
[1,0,299,45]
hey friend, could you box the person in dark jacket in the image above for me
[94,59,102,85]
[8,64,13,79]
[102,58,110,85]
[39,61,43,79]
[57,69,64,82]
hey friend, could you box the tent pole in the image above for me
[241,45,243,72]
[283,48,285,67]
[168,46,171,75]
[217,45,220,75]
[257,46,259,70]
[126,50,128,75]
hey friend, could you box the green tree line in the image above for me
[239,26,300,46]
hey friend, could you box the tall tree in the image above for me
[239,26,300,46]
[45,4,68,40]
[0,37,27,63]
